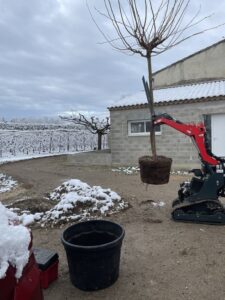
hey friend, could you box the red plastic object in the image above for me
[0,232,43,300]
[14,253,43,300]
[0,265,16,300]
[40,260,59,289]
[0,254,43,300]
[33,248,59,289]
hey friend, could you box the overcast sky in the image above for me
[0,0,224,119]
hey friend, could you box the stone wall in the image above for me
[153,40,225,87]
[110,99,225,169]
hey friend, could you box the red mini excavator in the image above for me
[152,113,225,224]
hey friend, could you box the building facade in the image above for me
[153,39,225,87]
[109,40,225,169]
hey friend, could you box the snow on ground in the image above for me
[0,151,82,165]
[112,166,140,175]
[152,201,165,207]
[0,202,31,279]
[112,166,190,176]
[170,170,189,175]
[0,173,17,193]
[9,179,129,227]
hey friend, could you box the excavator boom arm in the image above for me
[153,115,219,166]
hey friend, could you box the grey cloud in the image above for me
[0,0,224,119]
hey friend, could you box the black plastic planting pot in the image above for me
[61,220,125,291]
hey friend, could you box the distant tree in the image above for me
[60,113,110,150]
[89,0,225,160]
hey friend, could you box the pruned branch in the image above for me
[88,0,225,57]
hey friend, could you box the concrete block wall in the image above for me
[67,149,112,166]
[110,99,225,169]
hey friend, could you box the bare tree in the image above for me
[88,0,224,160]
[60,113,110,150]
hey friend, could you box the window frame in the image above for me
[128,119,162,136]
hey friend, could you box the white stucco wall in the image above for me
[153,40,225,87]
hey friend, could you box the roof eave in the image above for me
[108,95,225,111]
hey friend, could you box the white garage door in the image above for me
[211,114,225,157]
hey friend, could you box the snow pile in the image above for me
[9,179,129,227]
[19,213,43,226]
[0,202,31,279]
[0,173,17,193]
[41,179,128,225]
[112,166,140,175]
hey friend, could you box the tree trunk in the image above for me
[147,54,157,160]
[97,132,102,150]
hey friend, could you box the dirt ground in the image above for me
[2,155,225,300]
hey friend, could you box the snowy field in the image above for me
[0,126,108,162]
[0,150,83,165]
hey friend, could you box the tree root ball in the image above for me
[139,156,172,185]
